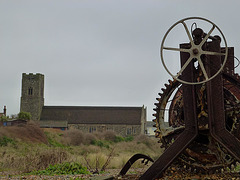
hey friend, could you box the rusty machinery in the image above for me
[120,17,240,179]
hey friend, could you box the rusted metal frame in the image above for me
[119,153,154,176]
[140,44,198,180]
[222,47,234,73]
[207,41,240,161]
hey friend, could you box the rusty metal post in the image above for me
[140,43,198,180]
[206,40,240,161]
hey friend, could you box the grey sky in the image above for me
[1,0,240,121]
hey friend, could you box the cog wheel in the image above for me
[153,72,240,172]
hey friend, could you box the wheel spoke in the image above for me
[202,50,225,56]
[197,58,209,80]
[199,25,216,47]
[163,46,191,53]
[174,55,193,78]
[181,21,194,46]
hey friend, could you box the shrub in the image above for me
[91,140,109,148]
[102,131,116,141]
[0,136,16,146]
[18,112,31,120]
[114,136,124,143]
[0,122,48,144]
[0,115,8,121]
[29,162,89,175]
[62,129,86,146]
[84,133,96,145]
[44,131,65,147]
[114,136,133,143]
[124,136,134,142]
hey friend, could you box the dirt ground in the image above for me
[1,167,240,180]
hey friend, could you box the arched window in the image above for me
[28,87,33,95]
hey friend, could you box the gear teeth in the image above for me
[153,108,158,112]
[164,83,170,88]
[155,132,160,138]
[152,113,157,117]
[156,98,160,101]
[154,129,160,133]
[152,119,156,123]
[154,103,160,107]
[161,88,166,93]
[158,92,163,97]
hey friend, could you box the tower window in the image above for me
[28,87,33,95]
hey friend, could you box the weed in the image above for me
[114,136,124,143]
[28,162,90,175]
[114,136,133,143]
[90,140,110,148]
[44,131,65,147]
[0,136,16,146]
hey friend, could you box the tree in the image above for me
[18,111,31,120]
[0,115,8,121]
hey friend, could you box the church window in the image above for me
[89,126,96,133]
[127,127,132,135]
[133,127,136,134]
[28,87,33,95]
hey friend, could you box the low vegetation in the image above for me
[0,122,161,177]
[28,162,90,175]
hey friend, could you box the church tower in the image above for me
[20,73,44,120]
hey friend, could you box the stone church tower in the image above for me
[20,73,44,120]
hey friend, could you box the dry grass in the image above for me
[0,121,47,144]
[0,145,69,174]
[0,126,162,175]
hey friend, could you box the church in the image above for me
[20,73,147,136]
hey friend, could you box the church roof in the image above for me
[40,106,144,125]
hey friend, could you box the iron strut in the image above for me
[140,40,240,179]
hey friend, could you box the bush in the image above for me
[0,115,8,121]
[29,162,90,175]
[0,121,48,144]
[44,131,65,147]
[18,112,31,120]
[0,136,16,146]
[102,131,116,141]
[114,136,133,143]
[62,129,86,146]
[90,140,109,148]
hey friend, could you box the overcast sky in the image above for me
[1,0,240,121]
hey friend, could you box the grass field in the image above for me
[0,121,162,177]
